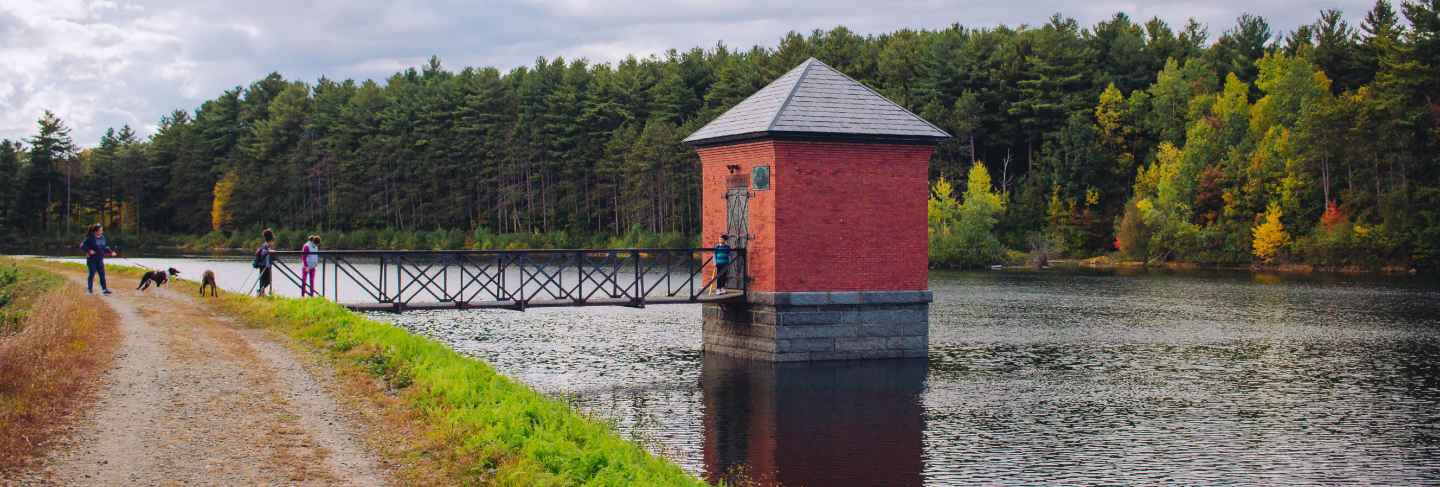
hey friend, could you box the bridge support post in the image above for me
[684,58,950,362]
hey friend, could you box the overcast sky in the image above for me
[1,0,1377,146]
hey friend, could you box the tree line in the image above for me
[2,2,1438,268]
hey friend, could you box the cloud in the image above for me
[0,0,1375,147]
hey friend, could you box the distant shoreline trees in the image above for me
[3,2,1439,270]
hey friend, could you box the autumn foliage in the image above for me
[929,163,1004,268]
[1320,200,1345,229]
[211,170,238,232]
[1252,203,1290,263]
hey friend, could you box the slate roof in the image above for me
[683,58,951,146]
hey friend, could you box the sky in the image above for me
[0,0,1378,147]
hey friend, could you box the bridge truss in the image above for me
[267,248,745,312]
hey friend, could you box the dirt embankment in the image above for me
[5,265,390,486]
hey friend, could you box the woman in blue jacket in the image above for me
[81,223,116,294]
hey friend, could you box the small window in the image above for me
[751,166,771,190]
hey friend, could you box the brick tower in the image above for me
[684,58,950,361]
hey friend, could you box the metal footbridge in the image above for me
[266,248,746,312]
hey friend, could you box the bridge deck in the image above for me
[343,292,745,312]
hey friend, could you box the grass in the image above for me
[0,261,64,334]
[84,261,705,486]
[0,258,120,473]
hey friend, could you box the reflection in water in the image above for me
[701,355,927,486]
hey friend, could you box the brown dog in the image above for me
[137,268,179,292]
[199,270,218,297]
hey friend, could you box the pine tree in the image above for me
[1208,14,1274,87]
[23,111,76,231]
[1090,13,1152,93]
[1312,9,1365,92]
[878,29,925,109]
[1009,15,1096,164]
[0,140,21,229]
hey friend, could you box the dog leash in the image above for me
[116,256,159,272]
[238,267,259,296]
[107,247,159,272]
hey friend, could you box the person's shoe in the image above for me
[102,290,112,295]
[87,289,93,294]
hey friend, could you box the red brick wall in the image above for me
[773,141,931,292]
[696,139,932,293]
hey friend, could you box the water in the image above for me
[44,253,1440,485]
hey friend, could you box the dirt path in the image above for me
[17,269,388,486]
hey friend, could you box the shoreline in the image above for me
[1068,255,1419,275]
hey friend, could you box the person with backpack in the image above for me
[300,234,321,297]
[253,228,275,297]
[80,223,116,295]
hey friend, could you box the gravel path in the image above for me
[10,270,388,486]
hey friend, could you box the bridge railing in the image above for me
[266,248,745,311]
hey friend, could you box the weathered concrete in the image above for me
[703,291,930,362]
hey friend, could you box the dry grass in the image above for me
[0,266,120,473]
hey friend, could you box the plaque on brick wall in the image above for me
[726,173,750,189]
[751,166,770,190]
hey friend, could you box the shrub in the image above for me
[1115,198,1151,261]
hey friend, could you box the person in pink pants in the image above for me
[300,235,321,297]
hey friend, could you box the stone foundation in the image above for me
[702,291,930,362]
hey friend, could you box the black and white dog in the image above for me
[137,268,180,292]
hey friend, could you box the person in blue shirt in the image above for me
[80,223,117,295]
[714,234,732,294]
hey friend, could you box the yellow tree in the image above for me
[211,171,238,232]
[927,175,962,265]
[1094,83,1134,176]
[927,176,961,236]
[952,163,1003,265]
[1252,202,1290,263]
